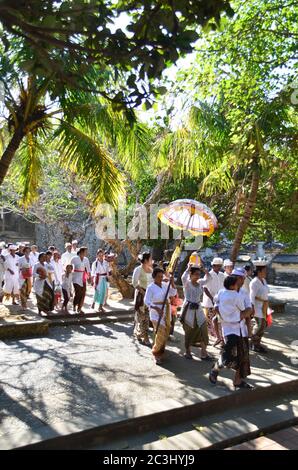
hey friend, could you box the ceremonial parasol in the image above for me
[154,199,217,334]
[157,198,217,237]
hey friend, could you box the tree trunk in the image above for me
[105,171,172,298]
[110,261,135,299]
[0,126,25,185]
[230,169,260,262]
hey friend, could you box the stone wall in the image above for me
[35,221,104,261]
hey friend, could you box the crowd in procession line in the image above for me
[0,240,112,315]
[0,239,271,390]
[133,253,271,389]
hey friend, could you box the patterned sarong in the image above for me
[151,303,171,358]
[36,281,54,313]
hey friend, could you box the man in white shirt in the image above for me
[71,246,91,314]
[223,259,234,277]
[202,257,225,346]
[61,242,74,268]
[3,245,20,304]
[29,245,39,265]
[71,240,78,255]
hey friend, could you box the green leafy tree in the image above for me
[0,0,233,106]
[151,0,298,258]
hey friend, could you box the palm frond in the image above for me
[60,97,152,179]
[200,157,234,196]
[12,132,44,206]
[54,120,125,209]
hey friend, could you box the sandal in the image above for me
[234,381,254,390]
[183,353,193,360]
[209,369,218,385]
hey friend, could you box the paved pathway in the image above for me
[0,285,297,449]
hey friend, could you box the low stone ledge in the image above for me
[0,319,49,339]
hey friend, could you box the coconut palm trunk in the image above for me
[230,169,260,262]
[0,125,25,185]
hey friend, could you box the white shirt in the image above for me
[132,265,152,289]
[215,289,245,337]
[202,269,225,308]
[250,277,269,319]
[46,261,57,283]
[34,277,53,297]
[61,251,75,268]
[29,251,39,265]
[71,256,91,286]
[91,259,110,277]
[0,253,6,277]
[4,253,19,276]
[33,261,47,279]
[53,259,63,284]
[243,276,252,294]
[144,281,177,327]
[132,264,152,302]
[181,270,207,328]
[62,273,73,295]
[18,255,34,285]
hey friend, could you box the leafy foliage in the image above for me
[0,0,233,107]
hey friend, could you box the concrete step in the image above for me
[48,311,134,327]
[16,378,298,450]
[0,318,49,339]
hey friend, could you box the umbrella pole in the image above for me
[154,210,194,336]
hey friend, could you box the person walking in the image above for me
[132,252,153,346]
[250,261,270,353]
[72,247,90,314]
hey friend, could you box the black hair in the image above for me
[190,267,201,275]
[48,246,55,250]
[139,252,151,264]
[77,246,87,255]
[97,249,104,255]
[244,264,252,272]
[162,261,169,270]
[23,246,31,253]
[152,267,164,279]
[38,252,46,261]
[253,265,266,277]
[45,250,52,256]
[224,275,238,290]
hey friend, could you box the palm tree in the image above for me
[0,71,151,209]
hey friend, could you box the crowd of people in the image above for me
[0,240,111,315]
[0,239,271,389]
[133,253,270,389]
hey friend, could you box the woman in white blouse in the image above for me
[250,262,270,353]
[181,264,211,360]
[91,250,111,313]
[132,252,153,346]
[144,267,177,365]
